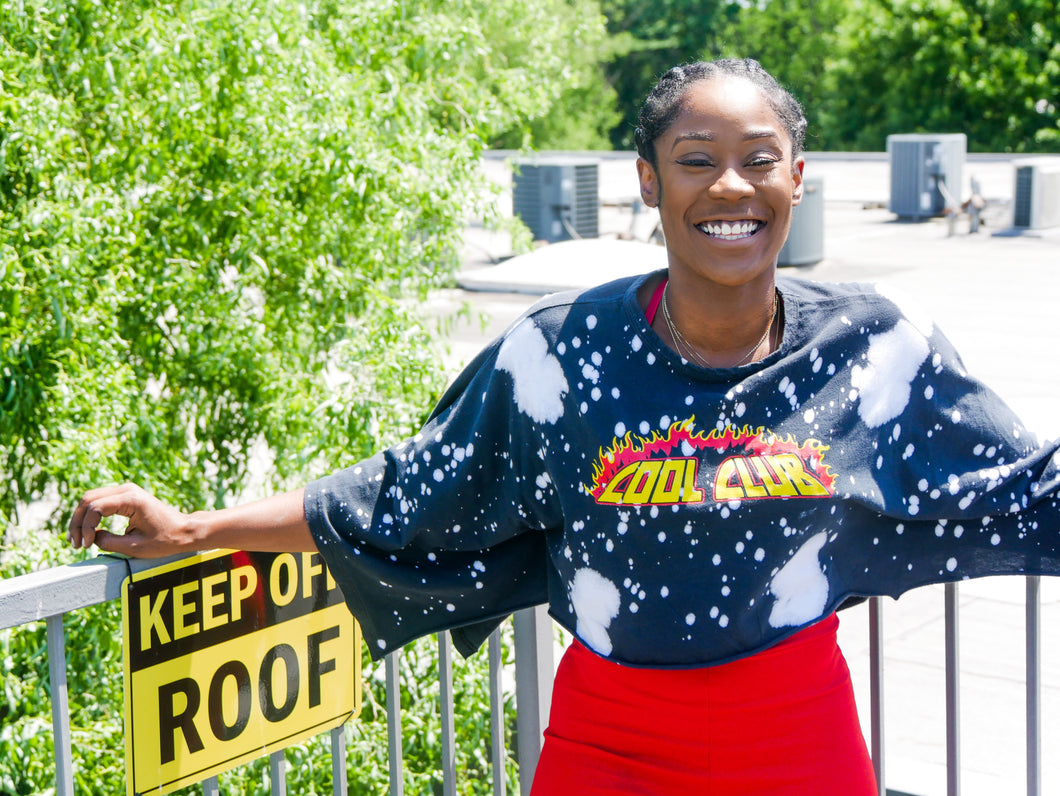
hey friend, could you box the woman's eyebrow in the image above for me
[743,129,781,142]
[670,129,781,151]
[670,131,715,150]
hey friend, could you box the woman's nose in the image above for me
[709,167,754,200]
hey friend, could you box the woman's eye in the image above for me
[677,157,713,167]
[748,156,779,167]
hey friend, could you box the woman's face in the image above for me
[637,76,804,291]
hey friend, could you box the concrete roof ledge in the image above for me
[457,238,666,295]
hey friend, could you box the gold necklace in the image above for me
[660,284,778,368]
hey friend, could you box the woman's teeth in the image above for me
[698,220,762,240]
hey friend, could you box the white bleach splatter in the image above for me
[851,319,930,428]
[496,321,569,424]
[768,532,830,628]
[570,567,622,656]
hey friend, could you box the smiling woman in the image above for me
[68,58,1060,795]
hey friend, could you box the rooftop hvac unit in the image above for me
[1012,157,1060,230]
[778,176,824,266]
[887,133,966,220]
[512,157,599,243]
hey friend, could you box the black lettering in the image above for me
[259,644,299,722]
[158,678,204,764]
[307,626,340,708]
[208,660,252,741]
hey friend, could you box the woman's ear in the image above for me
[791,156,806,206]
[636,157,660,208]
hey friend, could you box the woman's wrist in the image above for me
[183,509,220,551]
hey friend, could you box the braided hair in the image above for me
[634,59,807,170]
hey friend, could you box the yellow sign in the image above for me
[122,550,361,795]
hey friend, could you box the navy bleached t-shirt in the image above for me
[305,272,1060,667]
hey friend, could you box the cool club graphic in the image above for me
[589,421,836,506]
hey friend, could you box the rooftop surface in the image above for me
[434,151,1060,796]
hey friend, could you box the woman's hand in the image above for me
[68,484,316,558]
[67,483,199,558]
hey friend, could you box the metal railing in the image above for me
[865,580,1045,796]
[0,552,552,795]
[0,554,1048,795]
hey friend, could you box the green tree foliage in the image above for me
[493,0,621,151]
[598,0,729,149]
[0,0,601,531]
[717,0,1060,152]
[834,0,1060,151]
[714,0,850,151]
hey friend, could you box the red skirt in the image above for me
[531,613,876,795]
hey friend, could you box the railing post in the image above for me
[868,597,885,796]
[269,751,287,795]
[944,582,961,796]
[331,724,348,796]
[488,629,507,796]
[439,632,457,796]
[385,650,404,796]
[45,614,73,796]
[513,605,553,796]
[1026,576,1041,796]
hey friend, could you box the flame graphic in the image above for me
[588,420,835,500]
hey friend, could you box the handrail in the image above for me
[0,557,1049,795]
[0,552,193,629]
[864,580,1046,796]
[0,553,536,795]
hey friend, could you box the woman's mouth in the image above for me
[696,220,763,240]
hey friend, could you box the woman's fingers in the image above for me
[68,484,127,549]
[67,483,172,552]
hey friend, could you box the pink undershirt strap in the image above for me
[645,277,668,325]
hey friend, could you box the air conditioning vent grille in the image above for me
[572,164,599,238]
[887,134,966,220]
[512,158,600,242]
[1014,166,1034,228]
[1012,158,1060,230]
[511,174,543,239]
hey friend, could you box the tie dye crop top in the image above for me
[306,271,1060,667]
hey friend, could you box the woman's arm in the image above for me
[67,483,317,558]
